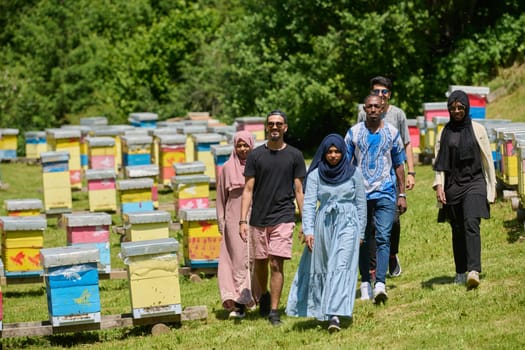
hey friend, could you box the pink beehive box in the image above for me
[63,212,112,244]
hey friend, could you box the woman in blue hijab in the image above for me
[286,134,367,332]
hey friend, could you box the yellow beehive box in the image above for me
[173,175,210,199]
[41,152,73,212]
[180,208,220,268]
[177,125,207,163]
[3,230,44,248]
[1,216,46,273]
[192,133,222,183]
[0,128,19,157]
[43,187,73,211]
[123,211,171,242]
[120,238,181,315]
[4,199,43,217]
[3,247,42,271]
[119,188,152,203]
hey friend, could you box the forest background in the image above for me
[1,0,524,150]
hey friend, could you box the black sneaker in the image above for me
[327,316,341,333]
[259,292,271,317]
[268,310,282,326]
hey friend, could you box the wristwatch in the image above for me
[408,172,416,176]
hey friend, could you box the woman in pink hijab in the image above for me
[216,130,256,318]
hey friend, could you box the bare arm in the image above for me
[405,143,415,190]
[293,177,304,218]
[239,176,254,241]
[395,163,407,215]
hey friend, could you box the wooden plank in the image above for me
[1,266,214,285]
[0,305,207,338]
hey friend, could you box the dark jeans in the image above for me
[447,203,482,273]
[369,215,400,270]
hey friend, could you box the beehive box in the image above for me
[45,129,82,190]
[4,199,43,217]
[211,144,233,180]
[172,174,210,216]
[157,134,186,185]
[120,238,181,318]
[63,212,112,273]
[123,210,171,242]
[80,116,108,126]
[41,151,72,213]
[128,112,158,128]
[120,135,153,167]
[85,169,118,212]
[177,125,207,163]
[1,216,46,276]
[61,125,91,171]
[125,164,159,209]
[179,208,220,269]
[40,245,101,326]
[86,137,117,171]
[0,128,19,159]
[235,116,266,141]
[192,133,222,183]
[89,125,134,172]
[117,178,154,215]
[24,131,47,159]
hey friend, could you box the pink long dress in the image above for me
[216,131,256,309]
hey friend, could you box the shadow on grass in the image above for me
[47,331,101,347]
[291,317,353,332]
[503,218,524,243]
[44,322,182,347]
[421,275,454,289]
[4,286,45,298]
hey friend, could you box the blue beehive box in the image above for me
[40,245,101,326]
[128,112,158,128]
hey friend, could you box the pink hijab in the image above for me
[223,130,255,192]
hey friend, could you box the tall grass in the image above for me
[0,159,524,349]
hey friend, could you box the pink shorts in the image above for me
[251,222,295,260]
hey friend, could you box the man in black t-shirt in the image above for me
[239,110,306,326]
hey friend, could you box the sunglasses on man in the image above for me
[372,89,390,96]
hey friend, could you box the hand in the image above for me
[304,235,314,252]
[239,223,248,242]
[436,185,446,205]
[397,197,407,215]
[406,174,415,190]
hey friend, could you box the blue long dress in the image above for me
[286,167,367,321]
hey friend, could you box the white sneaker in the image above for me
[360,282,372,300]
[373,282,388,304]
[466,271,480,289]
[228,310,246,319]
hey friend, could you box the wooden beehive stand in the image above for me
[0,305,207,338]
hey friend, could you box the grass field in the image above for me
[0,66,525,349]
[0,156,524,349]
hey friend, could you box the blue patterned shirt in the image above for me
[344,121,406,202]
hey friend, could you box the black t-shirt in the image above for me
[244,144,306,226]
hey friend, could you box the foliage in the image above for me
[1,1,525,151]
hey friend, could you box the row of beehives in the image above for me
[482,121,525,225]
[0,113,266,185]
[0,206,220,329]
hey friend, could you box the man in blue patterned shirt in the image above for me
[345,94,407,304]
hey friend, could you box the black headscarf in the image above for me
[305,133,356,188]
[433,90,480,172]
